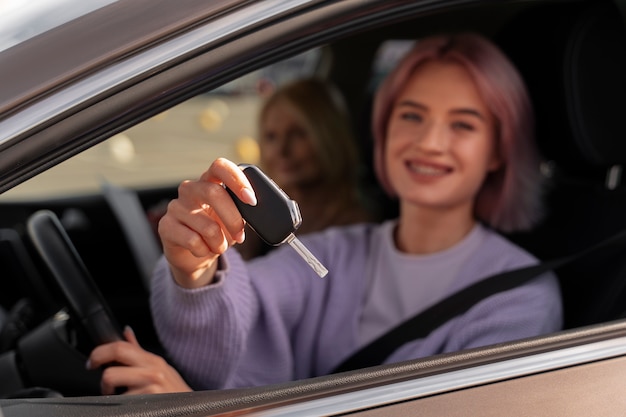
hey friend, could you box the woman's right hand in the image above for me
[157,158,257,289]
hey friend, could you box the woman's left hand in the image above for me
[87,326,192,395]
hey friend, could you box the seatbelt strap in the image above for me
[332,227,626,374]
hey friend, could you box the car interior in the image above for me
[2,0,626,414]
[498,0,626,329]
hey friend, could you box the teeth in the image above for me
[409,163,447,175]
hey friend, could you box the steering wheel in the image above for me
[0,210,125,398]
[26,209,123,346]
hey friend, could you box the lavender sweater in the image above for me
[151,221,562,390]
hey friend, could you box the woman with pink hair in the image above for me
[372,33,541,232]
[87,33,562,394]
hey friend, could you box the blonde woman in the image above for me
[237,78,376,259]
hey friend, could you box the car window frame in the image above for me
[0,0,485,194]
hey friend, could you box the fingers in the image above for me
[123,325,139,346]
[158,158,257,287]
[203,157,257,206]
[196,158,257,246]
[99,366,160,395]
[176,179,245,248]
[87,339,192,395]
[99,355,191,395]
[163,158,257,250]
[88,339,150,370]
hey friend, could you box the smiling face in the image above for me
[385,59,500,216]
[259,98,323,190]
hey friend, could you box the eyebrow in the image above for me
[396,100,486,121]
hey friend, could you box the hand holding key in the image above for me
[226,164,328,278]
[157,158,326,289]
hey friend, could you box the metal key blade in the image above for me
[286,234,328,278]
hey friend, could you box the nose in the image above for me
[415,121,448,153]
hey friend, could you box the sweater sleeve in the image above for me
[149,252,256,390]
[149,239,327,389]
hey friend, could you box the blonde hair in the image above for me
[259,78,361,186]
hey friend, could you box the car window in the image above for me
[0,47,322,201]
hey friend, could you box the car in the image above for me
[1,0,626,415]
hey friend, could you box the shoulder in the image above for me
[457,228,563,331]
[467,226,561,303]
[475,225,541,269]
[454,225,558,291]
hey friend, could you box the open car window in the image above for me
[0,48,323,201]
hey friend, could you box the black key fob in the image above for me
[226,164,302,246]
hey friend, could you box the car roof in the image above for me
[0,0,245,111]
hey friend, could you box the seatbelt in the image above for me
[331,227,626,374]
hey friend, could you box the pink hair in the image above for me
[372,33,542,232]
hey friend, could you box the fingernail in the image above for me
[241,188,257,206]
[85,359,92,370]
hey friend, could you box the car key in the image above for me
[226,164,328,278]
